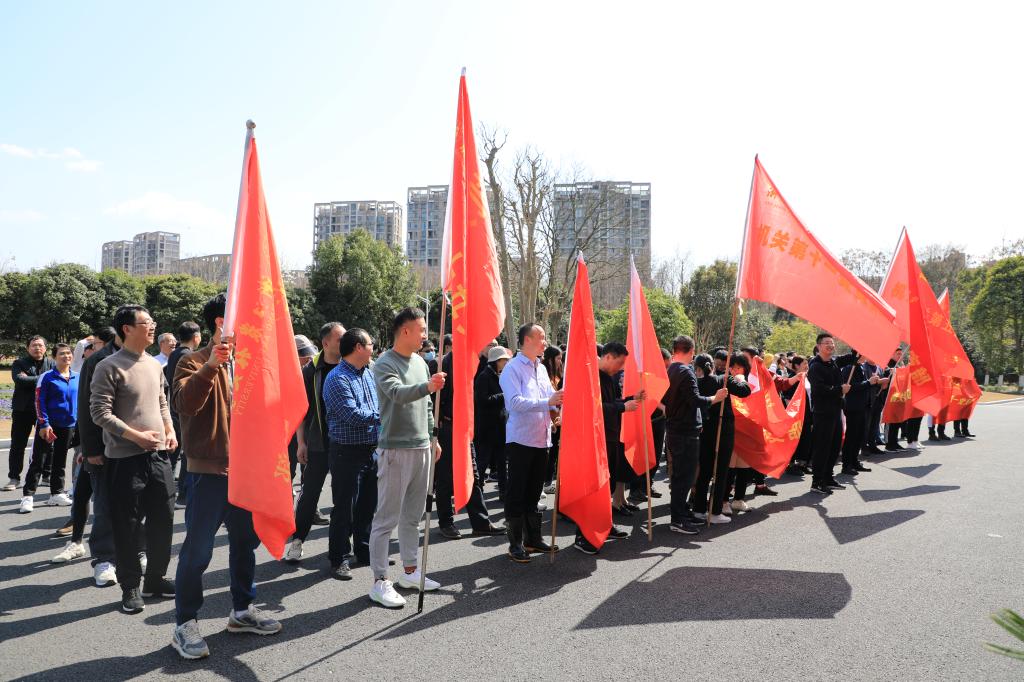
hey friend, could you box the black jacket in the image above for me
[698,373,752,423]
[844,362,872,412]
[808,353,857,414]
[301,352,336,453]
[599,370,626,445]
[473,365,505,445]
[11,355,54,412]
[664,362,712,435]
[164,346,193,415]
[77,342,116,458]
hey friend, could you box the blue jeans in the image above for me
[175,473,260,625]
[328,442,378,566]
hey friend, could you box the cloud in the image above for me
[1,143,100,172]
[104,191,229,231]
[0,209,45,223]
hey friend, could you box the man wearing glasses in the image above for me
[90,305,178,614]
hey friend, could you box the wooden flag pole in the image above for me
[549,415,561,564]
[707,298,740,527]
[639,372,653,541]
[418,295,447,614]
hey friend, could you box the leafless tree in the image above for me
[479,125,517,345]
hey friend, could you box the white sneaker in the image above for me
[731,499,750,512]
[46,492,73,506]
[539,491,547,501]
[907,441,921,451]
[369,579,406,608]
[721,501,733,516]
[94,561,118,587]
[19,496,33,513]
[2,478,19,491]
[284,538,303,563]
[397,569,440,592]
[172,619,210,659]
[52,541,86,563]
[709,514,732,524]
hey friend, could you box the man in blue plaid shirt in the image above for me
[322,327,380,581]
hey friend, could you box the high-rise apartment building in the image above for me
[129,231,181,276]
[172,253,231,284]
[551,181,651,309]
[312,200,403,253]
[405,185,448,288]
[101,240,134,272]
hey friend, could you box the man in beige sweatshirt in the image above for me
[90,304,177,615]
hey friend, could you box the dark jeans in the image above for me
[841,408,867,469]
[475,438,505,489]
[868,398,885,445]
[503,442,548,518]
[667,430,700,523]
[693,423,733,515]
[8,405,50,481]
[24,425,73,496]
[435,423,491,530]
[175,473,259,625]
[629,417,665,497]
[811,411,842,485]
[327,442,378,565]
[83,460,116,564]
[293,448,330,541]
[106,451,175,589]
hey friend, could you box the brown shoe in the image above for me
[55,522,73,537]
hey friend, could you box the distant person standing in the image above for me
[166,321,202,506]
[154,333,177,367]
[5,336,54,492]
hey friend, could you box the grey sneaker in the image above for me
[227,606,282,635]
[332,560,352,581]
[171,620,210,659]
[3,478,21,491]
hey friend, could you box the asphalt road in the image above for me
[1,400,1022,681]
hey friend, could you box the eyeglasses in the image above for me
[132,320,157,328]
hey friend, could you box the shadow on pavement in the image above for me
[855,485,959,503]
[889,463,942,479]
[575,565,852,628]
[818,508,926,545]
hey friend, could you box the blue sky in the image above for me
[2,1,1022,274]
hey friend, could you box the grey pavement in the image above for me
[1,401,1022,680]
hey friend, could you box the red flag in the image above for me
[737,157,900,364]
[441,70,505,511]
[223,122,307,559]
[879,229,973,414]
[730,356,806,479]
[881,366,925,423]
[558,255,612,549]
[620,257,669,476]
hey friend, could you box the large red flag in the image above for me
[559,255,612,549]
[932,287,982,420]
[441,70,505,511]
[730,356,806,478]
[621,257,669,475]
[737,157,900,364]
[879,228,973,414]
[223,122,307,559]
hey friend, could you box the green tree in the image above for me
[144,274,220,339]
[285,283,323,340]
[735,307,774,352]
[970,256,1024,372]
[597,288,693,348]
[309,230,417,344]
[96,269,147,329]
[0,272,31,351]
[680,259,737,351]
[764,320,820,356]
[23,264,105,343]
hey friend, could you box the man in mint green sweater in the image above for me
[367,307,446,609]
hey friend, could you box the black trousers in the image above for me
[732,468,755,501]
[436,423,491,530]
[840,408,867,470]
[503,442,548,519]
[71,464,93,543]
[693,423,733,515]
[868,398,885,446]
[903,416,923,442]
[169,412,186,497]
[630,418,665,497]
[106,451,175,589]
[327,442,377,566]
[24,426,73,496]
[811,411,842,485]
[545,429,561,485]
[293,447,330,541]
[666,430,700,523]
[791,410,814,464]
[8,408,51,481]
[475,438,505,488]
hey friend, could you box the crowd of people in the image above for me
[4,297,976,660]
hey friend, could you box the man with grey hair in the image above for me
[154,333,177,367]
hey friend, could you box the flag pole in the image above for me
[707,299,739,526]
[549,428,561,564]
[639,371,653,542]
[418,295,447,614]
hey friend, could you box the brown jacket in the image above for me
[172,344,230,475]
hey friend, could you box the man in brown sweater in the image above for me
[169,294,281,661]
[90,305,178,615]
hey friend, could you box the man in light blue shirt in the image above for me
[499,323,563,564]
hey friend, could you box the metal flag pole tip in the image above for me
[461,66,466,76]
[246,119,255,130]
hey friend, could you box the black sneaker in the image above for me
[669,521,700,535]
[573,537,599,555]
[810,484,832,495]
[884,444,904,452]
[612,505,634,518]
[622,501,641,512]
[754,485,779,496]
[142,577,175,598]
[607,527,629,539]
[312,511,330,526]
[649,488,663,499]
[840,468,860,477]
[854,464,872,472]
[438,524,462,540]
[826,479,847,490]
[121,587,145,613]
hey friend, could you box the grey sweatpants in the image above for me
[369,447,431,580]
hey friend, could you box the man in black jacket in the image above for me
[839,353,879,475]
[473,346,509,498]
[663,335,728,534]
[166,321,202,505]
[808,333,854,494]
[5,336,55,491]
